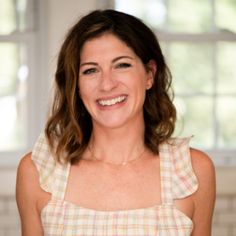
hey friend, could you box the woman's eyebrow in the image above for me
[112,56,134,63]
[80,62,98,67]
[80,56,134,67]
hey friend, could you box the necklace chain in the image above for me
[88,145,146,166]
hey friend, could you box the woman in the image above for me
[16,9,215,235]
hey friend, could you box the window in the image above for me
[0,0,47,166]
[100,0,236,165]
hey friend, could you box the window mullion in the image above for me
[212,42,218,149]
[14,0,19,31]
[165,0,169,31]
[210,0,216,31]
[26,0,36,31]
[0,32,35,42]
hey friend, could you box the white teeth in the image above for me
[98,96,126,106]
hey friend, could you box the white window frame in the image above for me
[156,31,236,166]
[98,0,236,166]
[0,0,48,166]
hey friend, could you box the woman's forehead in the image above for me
[80,33,137,61]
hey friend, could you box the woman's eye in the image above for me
[82,68,97,75]
[116,63,131,69]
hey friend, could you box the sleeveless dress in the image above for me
[32,132,198,236]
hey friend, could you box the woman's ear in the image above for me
[146,60,157,90]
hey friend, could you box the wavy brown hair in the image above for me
[45,9,176,164]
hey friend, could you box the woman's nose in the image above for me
[99,71,118,92]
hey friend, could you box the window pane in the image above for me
[216,0,236,32]
[0,43,28,151]
[217,42,236,94]
[169,43,213,94]
[217,97,236,148]
[115,0,167,29]
[168,0,212,33]
[174,96,214,148]
[0,0,28,34]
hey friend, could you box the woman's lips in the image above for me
[97,95,127,106]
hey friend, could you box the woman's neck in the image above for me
[88,119,146,165]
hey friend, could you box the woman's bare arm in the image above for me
[16,153,44,236]
[191,149,216,236]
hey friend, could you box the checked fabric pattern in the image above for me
[32,133,198,236]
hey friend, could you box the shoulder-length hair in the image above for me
[45,9,176,164]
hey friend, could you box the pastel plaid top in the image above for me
[32,133,198,236]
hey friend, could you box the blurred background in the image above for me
[0,0,235,235]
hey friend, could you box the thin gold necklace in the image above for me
[88,145,146,166]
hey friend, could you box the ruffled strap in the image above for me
[159,137,198,204]
[31,132,70,199]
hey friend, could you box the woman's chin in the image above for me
[93,116,131,130]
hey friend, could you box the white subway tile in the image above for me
[215,197,230,212]
[212,226,230,236]
[218,212,236,224]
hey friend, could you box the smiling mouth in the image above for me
[97,95,127,106]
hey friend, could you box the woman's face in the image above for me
[78,33,156,129]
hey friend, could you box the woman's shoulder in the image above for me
[16,153,49,234]
[17,152,38,185]
[190,148,216,217]
[18,152,33,169]
[16,152,42,209]
[188,150,216,234]
[190,148,216,194]
[190,148,215,181]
